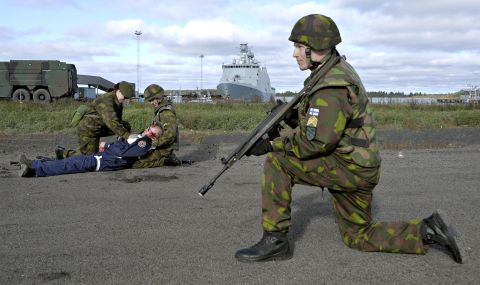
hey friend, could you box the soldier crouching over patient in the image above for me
[57,81,182,168]
[57,81,135,158]
[131,84,181,168]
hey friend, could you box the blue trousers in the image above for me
[32,155,97,177]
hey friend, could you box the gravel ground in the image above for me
[0,128,479,284]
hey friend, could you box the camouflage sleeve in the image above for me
[272,87,352,159]
[153,110,177,148]
[96,97,130,140]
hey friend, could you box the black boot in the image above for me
[18,155,36,177]
[55,145,66,160]
[422,209,464,264]
[235,231,292,262]
[164,153,182,166]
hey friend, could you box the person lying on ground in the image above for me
[19,124,163,178]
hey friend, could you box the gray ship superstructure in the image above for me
[217,43,275,102]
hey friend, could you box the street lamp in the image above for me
[200,54,204,94]
[134,30,142,97]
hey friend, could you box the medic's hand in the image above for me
[246,138,273,156]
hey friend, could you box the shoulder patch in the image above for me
[306,126,316,141]
[308,108,319,116]
[306,116,318,127]
[138,140,147,148]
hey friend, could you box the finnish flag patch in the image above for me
[308,108,319,116]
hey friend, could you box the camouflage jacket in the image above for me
[272,53,381,168]
[130,101,179,169]
[151,101,179,150]
[84,91,130,139]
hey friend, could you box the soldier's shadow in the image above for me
[289,188,381,243]
[290,190,333,242]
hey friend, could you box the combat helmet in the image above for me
[289,14,341,50]
[117,81,135,99]
[144,84,165,101]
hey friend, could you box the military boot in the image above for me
[422,209,464,264]
[18,155,36,177]
[235,231,292,262]
[164,153,182,166]
[55,145,66,160]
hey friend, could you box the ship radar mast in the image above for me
[235,43,258,65]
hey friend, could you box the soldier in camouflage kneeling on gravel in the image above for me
[131,83,181,168]
[58,81,134,158]
[235,14,464,264]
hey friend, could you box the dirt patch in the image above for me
[37,271,71,282]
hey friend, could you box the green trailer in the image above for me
[0,60,77,103]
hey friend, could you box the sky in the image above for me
[1,0,479,94]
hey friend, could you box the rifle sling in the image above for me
[346,117,364,128]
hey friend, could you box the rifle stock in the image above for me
[197,54,341,196]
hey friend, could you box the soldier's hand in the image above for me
[283,107,299,129]
[246,138,273,156]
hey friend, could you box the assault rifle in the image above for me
[197,53,341,196]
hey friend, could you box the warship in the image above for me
[217,43,275,102]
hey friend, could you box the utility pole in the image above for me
[134,30,142,97]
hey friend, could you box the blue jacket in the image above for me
[98,136,152,171]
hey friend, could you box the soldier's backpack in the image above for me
[70,104,90,127]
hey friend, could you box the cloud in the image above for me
[9,0,79,8]
[0,40,114,62]
[2,0,479,93]
[106,19,145,36]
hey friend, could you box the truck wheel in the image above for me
[33,89,52,103]
[12,88,31,102]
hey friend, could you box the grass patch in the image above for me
[373,104,480,129]
[0,100,479,135]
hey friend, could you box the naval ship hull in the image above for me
[217,82,272,102]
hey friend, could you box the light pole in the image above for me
[134,30,142,97]
[200,54,204,94]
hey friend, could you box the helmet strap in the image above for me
[305,46,313,69]
[306,47,321,70]
[308,47,336,70]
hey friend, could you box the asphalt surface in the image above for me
[0,128,479,284]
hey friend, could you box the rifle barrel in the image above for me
[198,164,230,196]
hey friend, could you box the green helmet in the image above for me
[289,14,341,50]
[144,84,165,101]
[117,81,135,99]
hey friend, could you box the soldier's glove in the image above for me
[283,107,299,129]
[267,126,281,140]
[246,138,273,156]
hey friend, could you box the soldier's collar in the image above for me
[309,49,334,71]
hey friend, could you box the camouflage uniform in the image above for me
[132,99,178,168]
[262,53,425,254]
[236,14,463,264]
[132,84,179,168]
[65,91,131,157]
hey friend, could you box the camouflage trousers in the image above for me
[131,148,173,168]
[261,152,425,254]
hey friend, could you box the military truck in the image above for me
[0,60,77,103]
